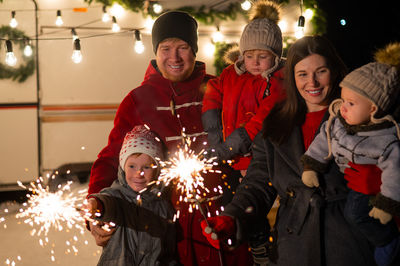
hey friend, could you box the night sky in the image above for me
[317,0,400,71]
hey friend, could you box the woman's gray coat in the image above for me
[223,116,375,266]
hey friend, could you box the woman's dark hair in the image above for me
[263,35,348,144]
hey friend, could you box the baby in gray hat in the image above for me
[301,43,400,266]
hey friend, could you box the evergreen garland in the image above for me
[0,26,35,83]
[84,0,247,25]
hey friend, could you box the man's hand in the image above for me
[88,221,116,247]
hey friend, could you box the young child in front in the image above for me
[84,125,177,266]
[201,0,285,264]
[301,43,400,266]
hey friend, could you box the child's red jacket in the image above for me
[202,64,285,170]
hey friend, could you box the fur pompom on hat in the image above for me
[152,11,198,54]
[239,0,282,57]
[234,0,283,78]
[119,125,164,170]
[339,42,400,116]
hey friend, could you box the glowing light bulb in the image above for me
[295,16,305,39]
[153,3,163,14]
[24,43,33,57]
[134,30,144,54]
[111,16,120,32]
[294,27,304,39]
[212,28,224,43]
[241,0,252,11]
[55,10,63,26]
[203,42,215,58]
[5,40,17,66]
[10,11,18,28]
[278,20,288,33]
[110,3,124,18]
[71,39,82,64]
[144,16,155,32]
[304,9,314,20]
[102,6,110,22]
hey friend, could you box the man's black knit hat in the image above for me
[152,11,198,54]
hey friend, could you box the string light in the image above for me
[55,10,63,26]
[10,11,18,28]
[111,16,120,32]
[295,0,305,39]
[23,38,33,57]
[278,20,288,33]
[110,3,125,18]
[211,26,223,43]
[71,39,82,64]
[102,5,110,22]
[304,8,314,20]
[153,3,163,14]
[241,0,252,11]
[134,30,144,54]
[71,28,79,41]
[5,40,17,66]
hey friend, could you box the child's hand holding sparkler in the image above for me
[80,198,102,220]
[200,215,236,249]
[80,197,116,247]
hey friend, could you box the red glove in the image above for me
[344,162,382,195]
[200,215,236,249]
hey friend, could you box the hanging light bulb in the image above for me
[71,39,82,64]
[10,11,18,28]
[134,30,145,54]
[295,15,305,39]
[153,3,163,14]
[110,3,124,18]
[5,40,17,66]
[212,26,224,43]
[55,10,63,26]
[304,9,314,20]
[23,38,33,57]
[102,5,110,22]
[71,28,79,41]
[278,20,288,33]
[112,16,120,32]
[241,0,252,11]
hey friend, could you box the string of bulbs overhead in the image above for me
[1,4,146,66]
[1,0,312,67]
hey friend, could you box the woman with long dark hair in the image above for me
[202,35,376,266]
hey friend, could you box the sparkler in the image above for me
[156,134,223,203]
[16,179,87,236]
[0,176,101,264]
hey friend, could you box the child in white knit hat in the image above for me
[84,125,178,265]
[301,43,400,266]
[201,0,285,264]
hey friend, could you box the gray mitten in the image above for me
[202,109,223,147]
[206,127,252,162]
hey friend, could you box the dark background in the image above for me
[317,0,400,70]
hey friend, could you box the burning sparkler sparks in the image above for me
[157,136,222,203]
[16,179,87,236]
[0,175,102,264]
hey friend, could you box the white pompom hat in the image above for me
[119,125,164,170]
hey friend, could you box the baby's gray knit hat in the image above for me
[239,0,282,58]
[340,43,400,115]
[340,62,399,113]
